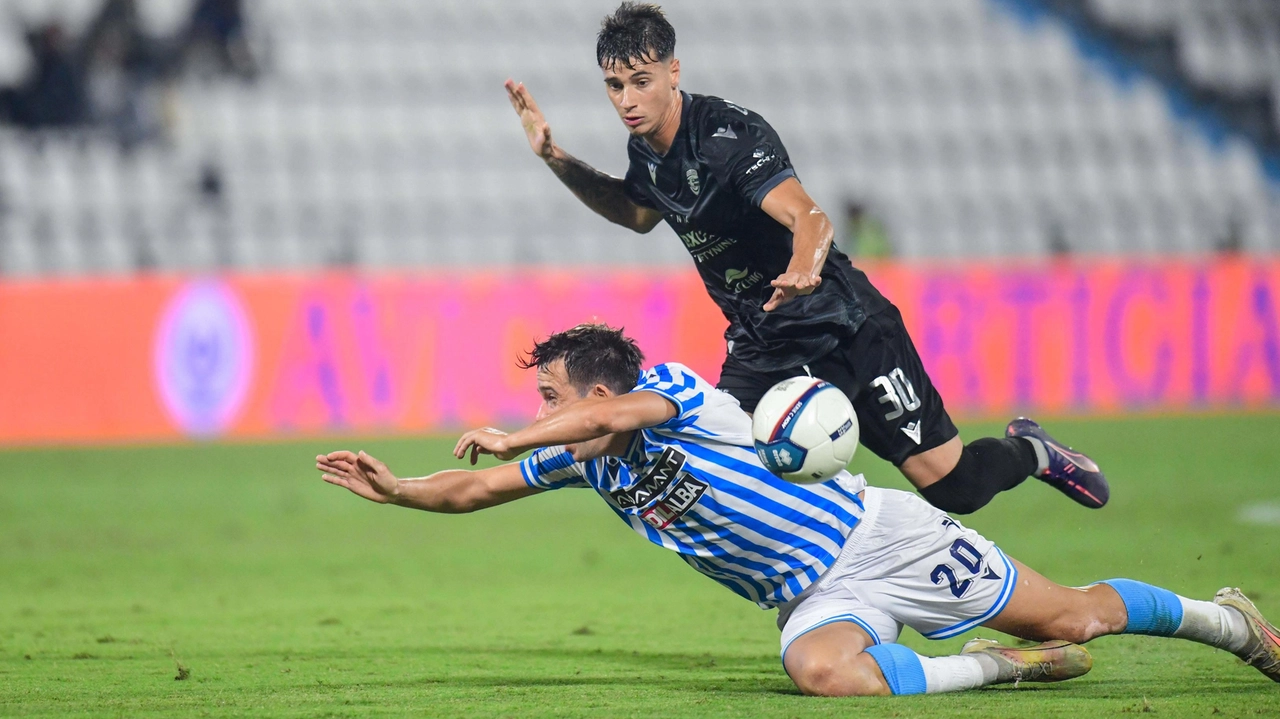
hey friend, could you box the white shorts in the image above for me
[778,487,1018,660]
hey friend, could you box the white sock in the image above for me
[1174,597,1251,654]
[919,654,993,694]
[1024,436,1050,474]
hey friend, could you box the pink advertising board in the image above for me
[0,258,1277,445]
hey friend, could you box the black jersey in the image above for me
[623,92,890,372]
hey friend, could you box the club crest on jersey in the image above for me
[647,161,658,185]
[686,168,701,195]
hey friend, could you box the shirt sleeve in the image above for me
[518,446,590,490]
[623,146,659,209]
[633,363,707,430]
[699,101,797,207]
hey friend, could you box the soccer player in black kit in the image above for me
[503,2,1110,515]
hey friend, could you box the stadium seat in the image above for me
[0,0,1276,276]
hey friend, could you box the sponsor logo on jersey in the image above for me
[648,161,658,185]
[611,447,686,509]
[692,237,737,263]
[640,475,708,529]
[680,230,737,263]
[610,448,707,530]
[679,230,714,249]
[724,267,764,293]
[686,168,701,195]
[712,125,738,140]
[745,145,776,176]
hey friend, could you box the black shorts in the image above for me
[717,306,959,467]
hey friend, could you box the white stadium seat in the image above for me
[0,0,1277,276]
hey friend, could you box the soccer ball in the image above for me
[751,377,858,484]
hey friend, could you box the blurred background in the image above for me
[0,0,1278,444]
[5,6,1280,714]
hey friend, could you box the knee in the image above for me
[789,652,890,697]
[918,475,984,515]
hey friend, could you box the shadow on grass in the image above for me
[272,643,1280,701]
[293,644,1111,697]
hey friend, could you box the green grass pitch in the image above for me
[2,415,1279,717]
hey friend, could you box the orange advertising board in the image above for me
[1,258,1277,446]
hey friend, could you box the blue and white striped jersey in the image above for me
[519,362,866,609]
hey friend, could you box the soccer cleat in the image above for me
[1006,417,1110,509]
[1214,587,1280,682]
[961,638,1093,685]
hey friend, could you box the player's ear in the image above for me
[590,383,613,399]
[669,57,680,88]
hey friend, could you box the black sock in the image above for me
[918,437,1039,515]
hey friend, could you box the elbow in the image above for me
[632,211,661,234]
[804,206,831,232]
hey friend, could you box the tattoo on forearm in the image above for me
[547,153,642,229]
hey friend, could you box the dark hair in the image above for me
[596,2,676,70]
[519,323,645,396]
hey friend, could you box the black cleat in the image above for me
[1006,417,1109,509]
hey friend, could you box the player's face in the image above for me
[601,57,681,137]
[535,359,580,420]
[535,359,617,460]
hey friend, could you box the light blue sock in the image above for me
[864,643,928,695]
[1101,578,1184,636]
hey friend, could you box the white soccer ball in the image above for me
[751,377,858,484]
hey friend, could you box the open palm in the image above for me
[316,450,399,504]
[505,79,555,160]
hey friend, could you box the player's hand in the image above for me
[454,427,519,465]
[763,272,822,311]
[505,79,557,161]
[316,450,400,504]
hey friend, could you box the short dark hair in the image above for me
[596,2,676,70]
[519,323,645,396]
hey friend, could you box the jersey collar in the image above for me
[642,91,692,159]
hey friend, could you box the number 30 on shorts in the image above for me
[930,538,985,599]
[871,368,922,421]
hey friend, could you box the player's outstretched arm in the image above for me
[505,79,662,233]
[316,450,540,513]
[455,391,678,464]
[760,177,834,312]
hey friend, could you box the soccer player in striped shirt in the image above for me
[317,325,1280,696]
